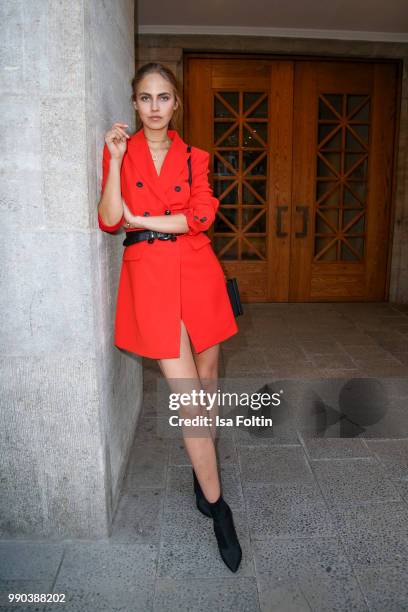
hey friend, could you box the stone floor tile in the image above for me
[52,541,157,611]
[331,333,378,346]
[237,446,314,485]
[393,479,408,502]
[132,416,177,445]
[153,577,260,612]
[341,344,400,359]
[356,565,408,612]
[300,435,373,460]
[234,426,300,446]
[242,482,335,539]
[360,408,408,440]
[329,501,408,539]
[110,488,163,543]
[222,348,269,376]
[392,352,408,365]
[322,368,366,378]
[255,537,368,612]
[124,442,168,489]
[340,533,408,571]
[311,353,359,369]
[361,364,408,377]
[364,439,408,480]
[311,458,402,506]
[0,541,64,581]
[262,346,313,366]
[140,389,169,418]
[300,340,347,354]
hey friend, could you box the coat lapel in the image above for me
[126,127,189,206]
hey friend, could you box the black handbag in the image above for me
[226,277,244,317]
[187,146,244,318]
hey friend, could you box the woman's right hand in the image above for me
[105,122,130,160]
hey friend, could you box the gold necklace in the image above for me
[146,136,169,143]
[148,136,171,161]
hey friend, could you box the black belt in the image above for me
[123,229,180,247]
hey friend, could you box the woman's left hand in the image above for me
[122,201,144,229]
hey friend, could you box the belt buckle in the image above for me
[158,232,172,241]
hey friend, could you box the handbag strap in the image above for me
[187,145,192,186]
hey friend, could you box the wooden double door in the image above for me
[184,57,399,302]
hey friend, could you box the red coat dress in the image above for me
[98,127,238,359]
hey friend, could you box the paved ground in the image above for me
[1,302,408,611]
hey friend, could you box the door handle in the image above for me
[276,206,288,237]
[295,205,309,238]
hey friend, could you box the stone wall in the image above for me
[0,0,139,538]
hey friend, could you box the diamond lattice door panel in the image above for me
[315,93,370,263]
[290,61,398,301]
[213,90,268,263]
[185,57,399,302]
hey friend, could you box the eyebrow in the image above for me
[138,91,171,96]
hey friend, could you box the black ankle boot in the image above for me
[207,494,242,573]
[192,469,212,518]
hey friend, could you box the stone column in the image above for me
[0,0,141,537]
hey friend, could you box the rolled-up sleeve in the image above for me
[98,143,124,233]
[183,150,219,236]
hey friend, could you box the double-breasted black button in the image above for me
[174,185,181,192]
[194,215,199,220]
[143,211,150,216]
[200,217,207,222]
[164,209,171,215]
[136,181,143,187]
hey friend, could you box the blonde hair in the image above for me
[131,62,183,132]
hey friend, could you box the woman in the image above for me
[98,62,242,572]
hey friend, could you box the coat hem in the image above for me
[114,324,239,360]
[191,324,239,355]
[114,341,179,360]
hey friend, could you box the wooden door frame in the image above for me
[183,52,403,301]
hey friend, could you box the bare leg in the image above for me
[191,342,221,444]
[157,320,221,503]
